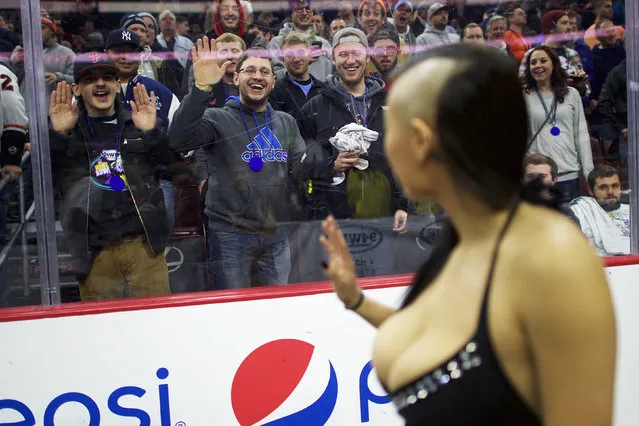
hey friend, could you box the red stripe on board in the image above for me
[0,256,638,323]
[0,274,414,323]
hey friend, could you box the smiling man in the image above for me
[170,38,318,289]
[269,32,324,118]
[297,28,408,229]
[105,29,180,132]
[49,53,173,301]
[357,0,386,37]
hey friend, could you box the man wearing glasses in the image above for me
[169,38,318,290]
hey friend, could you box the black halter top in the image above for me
[387,203,542,426]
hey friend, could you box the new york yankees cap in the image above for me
[105,28,141,50]
[74,52,119,83]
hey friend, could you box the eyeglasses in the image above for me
[239,67,273,77]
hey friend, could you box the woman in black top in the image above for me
[320,44,615,425]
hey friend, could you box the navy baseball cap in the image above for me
[105,28,141,50]
[74,52,119,83]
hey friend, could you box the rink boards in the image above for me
[0,258,637,425]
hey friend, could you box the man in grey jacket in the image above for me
[11,11,75,107]
[169,38,317,289]
[415,3,460,48]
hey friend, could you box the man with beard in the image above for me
[416,3,460,47]
[570,166,629,255]
[297,28,408,230]
[269,32,324,118]
[170,39,316,289]
[368,29,400,91]
[269,0,332,82]
[49,53,172,300]
[392,0,416,46]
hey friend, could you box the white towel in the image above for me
[329,123,379,185]
[569,196,630,256]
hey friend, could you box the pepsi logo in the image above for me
[231,339,338,425]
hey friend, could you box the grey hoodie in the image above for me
[416,26,460,48]
[169,87,308,232]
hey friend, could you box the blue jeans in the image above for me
[159,179,175,236]
[207,229,291,290]
[555,178,580,204]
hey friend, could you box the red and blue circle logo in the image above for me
[231,339,338,426]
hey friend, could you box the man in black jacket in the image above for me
[297,28,408,230]
[49,53,172,301]
[597,59,628,166]
[269,31,325,118]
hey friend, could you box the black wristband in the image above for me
[346,291,365,311]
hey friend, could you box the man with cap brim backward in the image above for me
[269,0,332,82]
[297,28,408,229]
[48,53,173,301]
[392,0,417,46]
[169,38,318,289]
[416,3,460,48]
[10,10,76,108]
[519,10,590,98]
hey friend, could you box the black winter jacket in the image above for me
[597,59,627,139]
[297,76,408,219]
[269,73,325,119]
[50,104,171,280]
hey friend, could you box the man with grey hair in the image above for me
[297,28,408,229]
[156,10,193,69]
[416,3,460,48]
[486,15,515,58]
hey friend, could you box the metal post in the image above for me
[19,172,28,297]
[627,0,639,254]
[19,0,61,305]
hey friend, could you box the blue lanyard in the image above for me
[86,113,119,162]
[350,86,369,128]
[535,89,557,126]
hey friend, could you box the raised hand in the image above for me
[49,82,78,133]
[319,215,361,307]
[191,36,232,90]
[130,83,157,132]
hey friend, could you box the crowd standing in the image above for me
[0,0,631,303]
